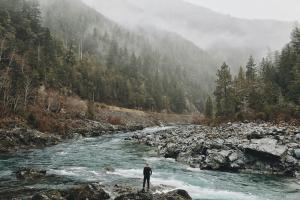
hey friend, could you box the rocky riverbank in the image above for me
[0,102,193,154]
[0,119,144,153]
[1,168,192,200]
[0,128,61,153]
[32,185,191,200]
[131,122,300,177]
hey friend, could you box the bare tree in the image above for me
[0,68,11,108]
[37,42,41,65]
[12,94,20,113]
[78,38,83,61]
[24,75,32,109]
[8,49,15,67]
[0,39,5,62]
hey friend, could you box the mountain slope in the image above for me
[83,0,294,70]
[40,0,217,75]
[38,0,218,112]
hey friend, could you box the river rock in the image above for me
[115,190,153,200]
[247,130,264,140]
[203,149,231,170]
[16,168,47,180]
[32,183,110,200]
[63,183,110,200]
[240,138,287,160]
[0,128,61,153]
[114,189,192,200]
[164,143,181,159]
[105,166,115,172]
[32,191,64,200]
[160,189,192,200]
[132,122,300,177]
[294,149,300,159]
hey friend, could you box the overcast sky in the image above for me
[184,0,300,21]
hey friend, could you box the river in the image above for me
[0,126,300,199]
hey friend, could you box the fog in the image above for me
[82,0,294,69]
[184,0,300,21]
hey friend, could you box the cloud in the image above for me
[183,0,300,21]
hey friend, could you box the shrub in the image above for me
[235,112,245,122]
[27,113,38,128]
[107,116,122,125]
[255,112,267,121]
[192,115,213,125]
[86,101,95,120]
[98,103,108,109]
[192,115,203,124]
[0,105,8,117]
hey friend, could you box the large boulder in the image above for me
[0,128,60,152]
[158,189,192,200]
[63,183,110,200]
[32,191,65,200]
[202,149,231,170]
[115,190,153,200]
[164,143,181,159]
[32,183,110,200]
[240,138,287,160]
[115,189,192,200]
[190,142,207,156]
[294,149,300,159]
[246,131,264,140]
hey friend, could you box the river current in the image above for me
[0,126,300,200]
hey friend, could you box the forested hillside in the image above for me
[0,0,216,117]
[39,0,218,112]
[210,27,300,121]
[84,0,293,72]
[2,0,299,123]
[0,0,61,115]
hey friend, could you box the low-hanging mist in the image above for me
[83,0,294,71]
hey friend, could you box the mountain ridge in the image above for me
[83,0,294,70]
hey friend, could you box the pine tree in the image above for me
[204,96,213,118]
[287,57,300,104]
[214,63,235,117]
[260,58,279,105]
[277,44,297,94]
[234,66,247,111]
[246,56,256,83]
[291,25,300,55]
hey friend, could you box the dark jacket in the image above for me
[143,166,152,177]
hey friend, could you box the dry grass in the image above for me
[103,105,146,116]
[106,116,123,125]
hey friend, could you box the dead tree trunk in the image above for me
[37,43,41,65]
[24,76,31,110]
[12,95,20,113]
[1,68,11,107]
[0,39,5,62]
[8,49,15,67]
[78,38,83,61]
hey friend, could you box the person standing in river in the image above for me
[143,163,152,191]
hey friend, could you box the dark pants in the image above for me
[143,176,150,189]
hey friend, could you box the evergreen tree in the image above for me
[291,25,300,55]
[214,63,235,117]
[260,58,280,105]
[287,57,300,103]
[204,96,213,118]
[277,44,297,94]
[233,66,247,112]
[246,55,256,83]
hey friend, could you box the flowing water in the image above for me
[0,126,300,200]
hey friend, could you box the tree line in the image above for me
[0,0,204,117]
[207,26,300,121]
